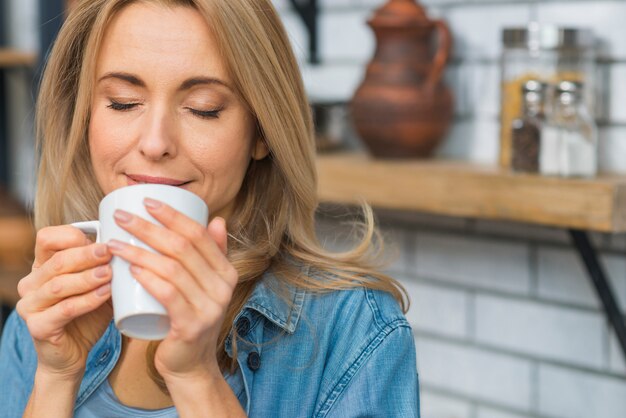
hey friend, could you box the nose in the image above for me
[137,105,178,161]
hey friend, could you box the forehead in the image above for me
[96,2,228,83]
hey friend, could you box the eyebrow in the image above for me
[97,72,233,92]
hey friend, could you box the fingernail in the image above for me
[94,265,110,278]
[96,283,111,296]
[94,244,108,258]
[107,240,127,252]
[130,265,142,275]
[114,209,133,224]
[144,198,162,209]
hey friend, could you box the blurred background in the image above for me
[2,1,626,417]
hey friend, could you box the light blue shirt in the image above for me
[76,378,177,417]
[0,266,420,417]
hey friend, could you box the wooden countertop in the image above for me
[0,48,37,68]
[316,153,626,233]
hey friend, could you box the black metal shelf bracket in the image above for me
[287,0,319,65]
[569,229,626,362]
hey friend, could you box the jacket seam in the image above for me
[364,288,384,330]
[314,319,411,418]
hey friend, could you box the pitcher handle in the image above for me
[425,19,452,91]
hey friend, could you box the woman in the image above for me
[0,0,420,416]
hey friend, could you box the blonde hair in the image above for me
[36,0,408,392]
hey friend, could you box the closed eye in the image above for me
[107,100,140,111]
[186,107,223,119]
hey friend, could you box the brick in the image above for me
[270,0,289,11]
[539,364,626,418]
[413,232,531,295]
[421,389,473,418]
[378,224,411,275]
[314,215,365,252]
[443,3,532,59]
[314,214,408,274]
[605,233,626,252]
[476,407,529,418]
[277,10,309,63]
[320,0,355,8]
[435,117,500,164]
[537,1,626,59]
[475,295,605,369]
[416,336,532,410]
[399,279,469,338]
[445,61,500,119]
[472,219,569,244]
[608,332,626,375]
[300,62,363,101]
[320,10,374,63]
[537,247,626,312]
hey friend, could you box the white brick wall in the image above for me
[318,207,626,417]
[475,295,605,369]
[400,280,470,339]
[539,364,626,418]
[537,247,626,311]
[413,232,531,295]
[416,336,533,410]
[421,390,473,418]
[297,0,626,416]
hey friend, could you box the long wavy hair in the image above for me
[35,0,408,393]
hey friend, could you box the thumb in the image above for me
[207,216,228,255]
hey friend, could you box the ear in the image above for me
[251,136,269,160]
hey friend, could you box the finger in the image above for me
[113,207,235,290]
[142,201,233,276]
[24,264,112,312]
[33,225,92,268]
[25,283,111,341]
[107,241,212,309]
[130,266,223,341]
[207,217,228,255]
[19,243,112,298]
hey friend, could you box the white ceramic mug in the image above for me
[72,184,209,340]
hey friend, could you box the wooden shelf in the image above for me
[316,153,626,233]
[0,189,34,306]
[0,48,37,68]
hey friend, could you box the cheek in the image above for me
[88,108,131,186]
[186,115,256,175]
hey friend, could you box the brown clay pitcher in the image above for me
[350,0,454,158]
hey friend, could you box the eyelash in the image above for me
[106,100,222,119]
[107,101,138,112]
[185,107,223,119]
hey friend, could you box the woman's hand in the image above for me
[15,225,113,380]
[107,198,238,383]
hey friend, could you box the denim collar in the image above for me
[225,266,307,357]
[241,268,307,333]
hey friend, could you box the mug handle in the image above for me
[425,19,452,91]
[71,221,101,243]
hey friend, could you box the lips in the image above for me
[126,174,190,187]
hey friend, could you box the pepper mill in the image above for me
[350,0,454,158]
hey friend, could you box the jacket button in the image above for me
[247,351,261,371]
[236,317,251,337]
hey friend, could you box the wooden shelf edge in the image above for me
[316,153,626,233]
[0,48,37,68]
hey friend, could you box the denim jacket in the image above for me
[0,267,420,417]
